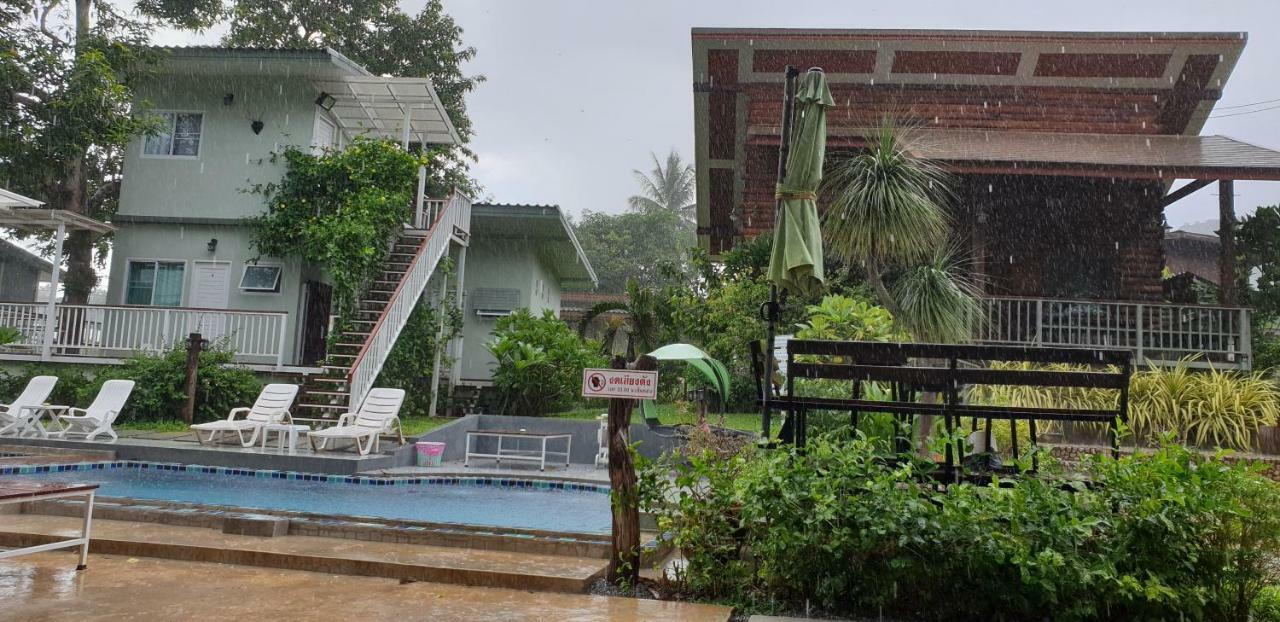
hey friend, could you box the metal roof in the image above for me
[0,188,43,209]
[0,208,115,234]
[471,203,597,289]
[0,239,52,273]
[148,47,460,147]
[907,130,1280,180]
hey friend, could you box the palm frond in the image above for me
[823,118,953,267]
[889,246,982,343]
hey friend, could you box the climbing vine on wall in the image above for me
[248,138,427,338]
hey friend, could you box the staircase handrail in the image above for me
[346,190,470,409]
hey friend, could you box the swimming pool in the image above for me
[2,462,612,534]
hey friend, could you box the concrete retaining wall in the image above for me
[396,415,681,467]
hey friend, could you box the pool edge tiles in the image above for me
[0,460,613,495]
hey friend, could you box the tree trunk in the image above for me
[59,0,96,305]
[865,258,902,319]
[606,354,658,586]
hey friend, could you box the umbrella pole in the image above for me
[762,65,801,442]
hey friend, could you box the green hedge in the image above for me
[640,437,1280,621]
[0,346,261,424]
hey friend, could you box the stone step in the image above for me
[0,515,607,593]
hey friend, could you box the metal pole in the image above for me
[449,244,467,391]
[182,332,205,425]
[427,246,452,418]
[761,65,801,441]
[41,221,66,361]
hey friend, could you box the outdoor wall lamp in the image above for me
[207,238,218,253]
[222,93,234,106]
[250,120,264,135]
[315,92,337,111]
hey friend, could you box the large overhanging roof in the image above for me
[312,75,461,146]
[0,188,43,209]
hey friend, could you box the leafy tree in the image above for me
[1239,205,1280,370]
[0,0,219,303]
[574,207,694,293]
[222,0,483,196]
[576,279,667,357]
[628,149,696,227]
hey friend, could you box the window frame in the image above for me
[239,263,283,294]
[141,110,206,160]
[122,258,188,307]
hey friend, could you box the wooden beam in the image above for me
[1219,179,1239,305]
[1160,179,1214,208]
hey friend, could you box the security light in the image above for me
[315,92,337,111]
[207,238,218,253]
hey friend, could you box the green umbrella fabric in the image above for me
[639,343,732,426]
[767,68,833,296]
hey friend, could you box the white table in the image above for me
[260,423,310,453]
[464,430,572,471]
[0,481,97,570]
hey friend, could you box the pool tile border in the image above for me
[0,460,612,495]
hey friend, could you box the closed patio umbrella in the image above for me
[767,68,832,296]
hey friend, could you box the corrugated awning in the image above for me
[747,128,1280,180]
[312,75,461,146]
[0,208,114,234]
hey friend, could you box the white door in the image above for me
[189,261,230,340]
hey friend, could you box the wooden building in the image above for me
[692,29,1280,368]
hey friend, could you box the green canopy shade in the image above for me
[767,68,833,296]
[639,343,732,426]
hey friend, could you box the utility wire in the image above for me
[1214,96,1280,110]
[1209,103,1280,118]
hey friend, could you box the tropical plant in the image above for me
[487,309,606,416]
[248,138,426,340]
[640,435,1280,620]
[0,327,22,347]
[628,149,696,226]
[823,118,979,343]
[794,295,900,342]
[576,279,666,357]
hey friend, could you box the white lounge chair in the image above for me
[0,376,59,437]
[190,384,298,447]
[52,379,135,442]
[309,388,405,455]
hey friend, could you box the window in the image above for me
[240,265,282,293]
[125,261,185,306]
[144,112,203,157]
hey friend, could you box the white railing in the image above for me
[0,302,288,367]
[348,191,471,408]
[977,296,1252,370]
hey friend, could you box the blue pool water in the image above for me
[8,464,611,534]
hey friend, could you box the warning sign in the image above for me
[581,369,659,400]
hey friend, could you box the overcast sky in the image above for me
[156,0,1280,228]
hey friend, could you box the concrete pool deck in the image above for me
[0,552,733,621]
[0,514,608,592]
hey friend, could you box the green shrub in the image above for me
[640,436,1280,621]
[487,309,605,416]
[0,363,100,407]
[1255,586,1280,622]
[375,261,463,417]
[93,345,261,423]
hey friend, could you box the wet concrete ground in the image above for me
[0,552,732,621]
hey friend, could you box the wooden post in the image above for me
[1219,179,1239,306]
[182,333,204,425]
[607,353,657,585]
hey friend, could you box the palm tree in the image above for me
[629,150,696,227]
[577,280,662,357]
[823,117,977,341]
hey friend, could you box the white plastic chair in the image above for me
[190,384,298,447]
[0,376,58,437]
[309,388,405,455]
[52,379,135,442]
[595,413,609,468]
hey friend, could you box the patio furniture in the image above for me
[0,481,97,570]
[754,340,1132,480]
[260,422,310,453]
[50,379,134,442]
[464,430,572,471]
[595,413,608,468]
[308,388,405,455]
[191,383,298,447]
[0,375,58,437]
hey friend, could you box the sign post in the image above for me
[584,358,657,586]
